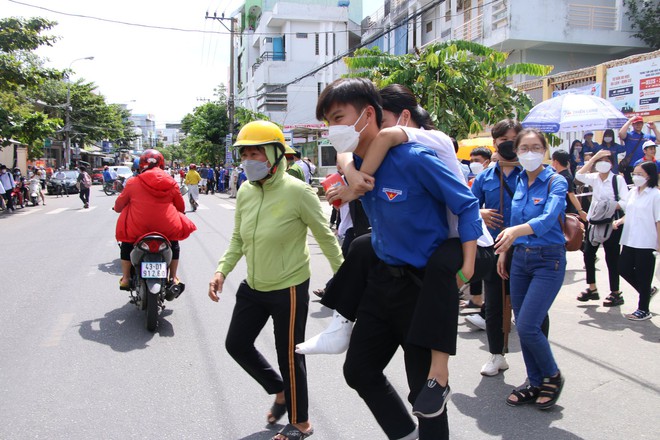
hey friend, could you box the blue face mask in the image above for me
[241,159,270,181]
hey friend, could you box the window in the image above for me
[264,37,273,43]
[315,33,319,55]
[325,33,328,55]
[333,33,336,55]
[296,33,308,38]
[426,21,433,33]
[317,82,324,96]
[320,145,337,167]
[445,5,451,22]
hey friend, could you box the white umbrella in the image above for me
[521,94,628,133]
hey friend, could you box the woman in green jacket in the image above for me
[208,121,343,440]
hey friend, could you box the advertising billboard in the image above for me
[606,57,660,117]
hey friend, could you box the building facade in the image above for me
[363,0,650,101]
[232,0,363,126]
[128,114,156,151]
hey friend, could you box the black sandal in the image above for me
[505,384,539,407]
[577,288,599,302]
[536,372,565,410]
[272,423,314,440]
[267,401,287,425]
[603,292,624,307]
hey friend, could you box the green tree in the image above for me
[624,0,660,49]
[343,41,553,139]
[0,17,61,149]
[180,86,230,164]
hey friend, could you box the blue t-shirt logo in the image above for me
[382,187,402,201]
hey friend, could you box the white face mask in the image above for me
[595,161,612,174]
[632,175,647,188]
[518,151,545,172]
[603,137,613,143]
[328,109,368,154]
[241,159,270,181]
[469,162,485,175]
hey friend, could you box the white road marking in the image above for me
[41,313,75,347]
[218,204,235,210]
[46,208,69,215]
[77,206,97,213]
[195,203,209,210]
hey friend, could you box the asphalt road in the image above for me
[0,185,658,440]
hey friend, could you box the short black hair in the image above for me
[470,147,492,161]
[316,78,383,128]
[640,161,659,188]
[491,119,522,139]
[79,166,86,172]
[551,150,570,167]
[450,137,459,153]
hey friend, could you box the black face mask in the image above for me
[497,141,517,161]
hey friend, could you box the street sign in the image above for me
[225,134,233,164]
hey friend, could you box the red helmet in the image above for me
[139,149,165,171]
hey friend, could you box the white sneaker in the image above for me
[465,314,486,331]
[480,354,509,376]
[295,312,353,355]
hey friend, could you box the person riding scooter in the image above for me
[114,149,197,290]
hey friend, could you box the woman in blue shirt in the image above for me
[598,129,626,174]
[494,128,568,410]
[568,139,584,175]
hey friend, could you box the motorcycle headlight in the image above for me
[138,241,151,251]
[158,242,168,251]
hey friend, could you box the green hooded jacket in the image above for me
[217,145,343,291]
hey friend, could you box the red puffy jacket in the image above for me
[114,168,197,243]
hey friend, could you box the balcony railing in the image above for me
[455,14,483,42]
[252,51,286,74]
[568,3,617,30]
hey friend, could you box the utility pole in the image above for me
[65,56,94,169]
[205,12,237,144]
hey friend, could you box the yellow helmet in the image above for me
[234,121,286,153]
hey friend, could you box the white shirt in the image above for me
[337,203,353,238]
[296,159,316,184]
[620,187,660,250]
[574,172,629,220]
[400,126,494,247]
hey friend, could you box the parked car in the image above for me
[47,170,79,195]
[109,166,133,180]
[91,168,104,185]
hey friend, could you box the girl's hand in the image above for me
[494,227,519,255]
[497,253,509,280]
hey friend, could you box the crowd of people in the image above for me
[204,79,657,440]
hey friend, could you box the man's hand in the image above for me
[481,209,503,229]
[578,210,588,222]
[208,272,225,302]
[326,184,357,206]
[343,168,375,195]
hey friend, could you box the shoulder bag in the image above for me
[549,175,584,251]
[618,135,645,171]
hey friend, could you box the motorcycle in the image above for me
[10,182,25,209]
[103,177,125,196]
[28,178,41,206]
[126,232,185,331]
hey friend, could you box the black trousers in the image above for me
[2,192,12,210]
[79,187,90,205]
[619,246,655,312]
[583,225,622,292]
[225,279,310,424]
[344,261,448,440]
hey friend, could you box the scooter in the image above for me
[126,232,185,332]
[10,182,25,209]
[28,178,41,206]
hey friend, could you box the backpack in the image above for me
[82,172,92,188]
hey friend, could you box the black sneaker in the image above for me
[412,378,452,418]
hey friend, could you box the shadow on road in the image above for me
[97,258,123,276]
[577,305,660,343]
[77,302,174,351]
[237,427,281,440]
[452,376,584,440]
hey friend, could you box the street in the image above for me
[0,186,658,440]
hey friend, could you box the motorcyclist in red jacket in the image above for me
[114,149,197,290]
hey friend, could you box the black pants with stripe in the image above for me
[225,279,310,424]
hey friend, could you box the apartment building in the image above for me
[362,0,650,98]
[232,0,363,126]
[128,114,156,151]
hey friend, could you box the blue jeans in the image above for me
[510,245,566,386]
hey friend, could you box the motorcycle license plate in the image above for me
[141,262,167,279]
